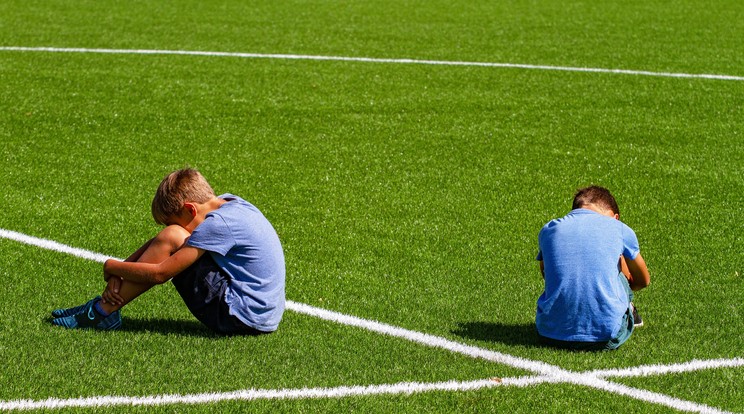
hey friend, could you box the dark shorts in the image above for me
[171,254,267,336]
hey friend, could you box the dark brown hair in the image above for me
[572,185,620,215]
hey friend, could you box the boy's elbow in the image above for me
[152,269,173,285]
[631,277,650,291]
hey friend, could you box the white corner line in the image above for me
[0,228,739,414]
[2,46,744,82]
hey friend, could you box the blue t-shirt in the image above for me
[536,208,639,342]
[186,194,285,332]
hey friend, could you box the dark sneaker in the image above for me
[52,300,122,330]
[52,296,102,318]
[631,303,644,327]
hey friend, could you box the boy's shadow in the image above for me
[119,317,217,337]
[452,321,542,348]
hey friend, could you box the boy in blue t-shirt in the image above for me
[536,186,650,350]
[51,168,285,335]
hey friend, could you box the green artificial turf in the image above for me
[0,1,742,412]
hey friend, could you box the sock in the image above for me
[93,299,111,317]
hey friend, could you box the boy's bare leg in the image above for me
[99,225,190,314]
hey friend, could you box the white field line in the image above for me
[566,376,737,414]
[0,373,736,413]
[2,46,744,82]
[287,300,563,376]
[0,376,555,411]
[277,303,744,414]
[592,357,744,379]
[0,229,740,413]
[0,229,115,263]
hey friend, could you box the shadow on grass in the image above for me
[452,321,543,348]
[119,317,217,337]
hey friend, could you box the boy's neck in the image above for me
[200,197,227,215]
[180,197,227,232]
[580,203,619,220]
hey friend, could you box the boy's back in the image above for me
[187,194,285,332]
[537,208,640,343]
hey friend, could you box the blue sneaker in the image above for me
[52,296,102,318]
[52,300,122,330]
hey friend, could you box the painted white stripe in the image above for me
[0,228,739,413]
[0,228,115,263]
[2,46,743,82]
[0,373,734,413]
[592,357,744,379]
[566,375,735,414]
[0,376,551,411]
[266,302,740,414]
[286,300,564,376]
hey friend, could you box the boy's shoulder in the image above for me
[217,193,245,204]
[188,195,261,251]
[541,209,587,228]
[206,194,265,226]
[541,209,626,235]
[213,194,256,213]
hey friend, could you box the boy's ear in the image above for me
[183,202,198,218]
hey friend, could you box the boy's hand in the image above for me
[619,256,633,284]
[626,252,651,291]
[102,276,124,306]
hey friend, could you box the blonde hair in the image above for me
[151,168,215,225]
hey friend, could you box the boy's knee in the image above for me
[156,225,190,247]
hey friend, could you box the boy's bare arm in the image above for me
[625,252,651,291]
[123,238,155,262]
[104,245,205,285]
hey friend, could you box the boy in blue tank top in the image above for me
[536,186,650,350]
[51,168,285,335]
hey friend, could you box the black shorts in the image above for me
[171,254,266,336]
